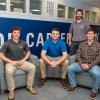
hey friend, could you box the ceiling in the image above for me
[79,0,100,8]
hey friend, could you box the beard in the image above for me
[76,16,83,19]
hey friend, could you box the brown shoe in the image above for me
[60,79,67,88]
[90,92,96,100]
[8,90,15,100]
[26,86,37,95]
[38,78,46,87]
[68,87,76,94]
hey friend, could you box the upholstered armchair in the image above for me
[0,54,40,94]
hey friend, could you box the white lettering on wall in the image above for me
[0,33,4,48]
[26,33,34,47]
[36,33,44,47]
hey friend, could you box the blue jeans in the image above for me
[67,63,100,93]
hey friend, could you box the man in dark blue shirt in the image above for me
[38,28,69,88]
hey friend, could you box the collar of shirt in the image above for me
[75,19,84,24]
[50,38,60,44]
[86,40,96,46]
[10,39,21,44]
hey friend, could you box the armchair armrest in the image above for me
[28,54,39,67]
[69,55,76,64]
[0,59,5,93]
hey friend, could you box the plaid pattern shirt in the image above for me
[76,41,100,67]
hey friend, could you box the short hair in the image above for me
[87,30,96,34]
[51,28,61,34]
[11,26,21,33]
[76,9,83,15]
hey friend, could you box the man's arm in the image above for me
[0,52,18,66]
[0,52,12,63]
[68,23,73,46]
[22,51,31,61]
[89,44,100,67]
[54,53,68,66]
[68,33,72,46]
[41,50,53,66]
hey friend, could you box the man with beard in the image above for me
[68,9,90,55]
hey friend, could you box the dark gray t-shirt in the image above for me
[69,20,90,41]
[0,39,30,61]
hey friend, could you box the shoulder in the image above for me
[58,39,66,45]
[80,41,87,46]
[45,38,51,43]
[59,38,64,43]
[94,41,100,46]
[3,39,11,45]
[20,40,27,44]
[71,21,76,25]
[83,20,89,24]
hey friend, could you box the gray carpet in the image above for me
[0,80,100,100]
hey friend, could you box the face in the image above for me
[11,30,21,41]
[76,11,83,20]
[51,30,60,41]
[87,31,95,41]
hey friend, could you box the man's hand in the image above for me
[68,41,72,47]
[50,61,59,68]
[81,63,89,70]
[17,59,25,66]
[10,61,18,66]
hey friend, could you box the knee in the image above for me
[64,59,69,66]
[30,63,36,71]
[5,64,14,75]
[5,68,14,75]
[93,71,100,78]
[39,59,44,63]
[67,64,74,72]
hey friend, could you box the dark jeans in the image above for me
[70,41,85,55]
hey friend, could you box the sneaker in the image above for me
[38,78,46,87]
[90,92,96,100]
[26,86,37,95]
[60,79,68,88]
[8,90,15,100]
[68,87,76,94]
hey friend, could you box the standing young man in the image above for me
[38,28,69,88]
[0,26,37,100]
[67,30,100,100]
[68,9,90,55]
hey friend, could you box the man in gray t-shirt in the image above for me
[0,26,37,100]
[68,9,90,55]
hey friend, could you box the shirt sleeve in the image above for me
[69,23,73,33]
[0,42,8,54]
[61,41,67,54]
[24,42,30,52]
[42,40,49,51]
[89,44,100,67]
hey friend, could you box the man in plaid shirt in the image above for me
[67,30,100,100]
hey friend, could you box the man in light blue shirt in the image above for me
[38,28,69,88]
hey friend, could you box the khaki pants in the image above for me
[39,56,69,79]
[5,61,35,91]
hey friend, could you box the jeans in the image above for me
[67,63,100,93]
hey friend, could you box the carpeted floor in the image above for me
[0,80,100,100]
